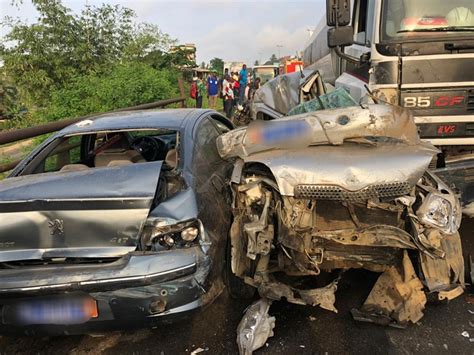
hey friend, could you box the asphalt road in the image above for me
[1,219,473,355]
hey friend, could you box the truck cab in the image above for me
[305,0,474,169]
[304,0,474,209]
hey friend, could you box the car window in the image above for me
[210,115,232,134]
[43,136,82,173]
[194,118,221,164]
[213,119,231,134]
[354,0,375,45]
[21,129,178,176]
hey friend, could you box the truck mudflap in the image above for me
[433,159,474,217]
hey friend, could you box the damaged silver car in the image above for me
[0,109,234,334]
[217,104,465,353]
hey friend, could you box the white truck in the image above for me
[304,0,474,208]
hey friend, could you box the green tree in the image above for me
[254,60,260,66]
[264,54,278,65]
[41,62,178,122]
[0,0,175,107]
[210,57,224,74]
[145,47,196,70]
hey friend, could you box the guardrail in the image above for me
[0,94,186,174]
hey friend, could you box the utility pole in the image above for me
[276,45,283,61]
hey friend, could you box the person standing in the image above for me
[238,64,248,106]
[207,72,219,110]
[196,76,206,108]
[222,74,234,119]
[232,73,240,109]
[190,77,198,106]
[219,68,229,109]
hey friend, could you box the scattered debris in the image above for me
[461,331,470,338]
[190,347,207,355]
[352,252,426,327]
[309,316,317,322]
[237,299,276,355]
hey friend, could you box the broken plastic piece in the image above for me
[352,251,426,327]
[438,285,464,301]
[237,299,276,355]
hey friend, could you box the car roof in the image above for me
[58,108,216,136]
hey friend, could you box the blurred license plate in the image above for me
[6,296,98,325]
[248,120,310,144]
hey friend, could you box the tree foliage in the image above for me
[210,57,224,74]
[41,62,178,122]
[0,0,177,107]
[264,54,278,65]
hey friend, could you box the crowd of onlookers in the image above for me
[190,64,261,119]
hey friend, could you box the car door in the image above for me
[0,133,162,262]
[191,115,234,262]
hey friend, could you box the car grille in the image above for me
[468,89,474,112]
[294,182,412,201]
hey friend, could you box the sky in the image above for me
[0,0,325,64]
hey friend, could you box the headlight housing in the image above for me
[416,193,461,235]
[141,217,201,250]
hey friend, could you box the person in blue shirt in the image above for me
[238,64,248,106]
[207,72,219,109]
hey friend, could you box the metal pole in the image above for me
[0,96,185,146]
[276,45,283,61]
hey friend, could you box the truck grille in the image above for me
[468,89,474,112]
[294,182,412,201]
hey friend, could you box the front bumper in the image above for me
[0,248,213,335]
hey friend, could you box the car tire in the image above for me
[224,234,256,299]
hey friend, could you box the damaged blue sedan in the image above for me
[0,109,234,334]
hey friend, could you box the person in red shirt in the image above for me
[232,74,240,109]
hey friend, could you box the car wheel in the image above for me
[225,234,256,299]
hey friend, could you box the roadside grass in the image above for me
[0,84,226,181]
[0,155,14,180]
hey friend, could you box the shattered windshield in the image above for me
[382,0,474,41]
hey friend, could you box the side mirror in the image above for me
[327,27,354,48]
[326,0,351,26]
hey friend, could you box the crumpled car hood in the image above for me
[237,142,437,196]
[217,105,422,159]
[217,104,439,196]
[0,162,162,262]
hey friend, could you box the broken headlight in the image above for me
[141,217,201,250]
[417,193,461,235]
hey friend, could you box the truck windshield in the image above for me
[382,0,474,41]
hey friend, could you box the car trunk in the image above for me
[0,162,162,263]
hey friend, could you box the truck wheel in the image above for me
[224,235,256,299]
